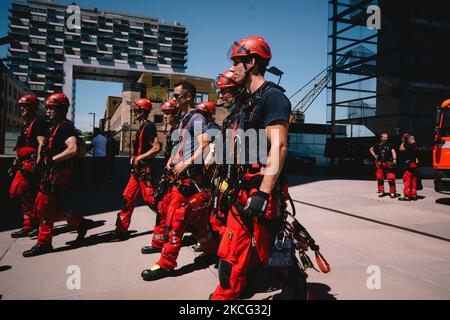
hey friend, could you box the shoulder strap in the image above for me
[48,123,62,150]
[25,118,37,146]
[173,111,203,161]
[137,122,152,156]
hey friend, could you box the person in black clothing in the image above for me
[141,98,179,254]
[112,98,161,241]
[23,93,92,257]
[211,36,291,300]
[9,95,46,238]
[369,133,398,198]
[398,134,421,201]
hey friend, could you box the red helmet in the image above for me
[196,101,216,115]
[161,98,177,113]
[131,98,152,112]
[45,93,70,108]
[18,95,39,109]
[230,36,272,61]
[216,67,238,90]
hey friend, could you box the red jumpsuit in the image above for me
[155,110,217,270]
[372,141,397,194]
[35,120,82,245]
[211,167,288,300]
[9,118,46,231]
[402,143,420,198]
[151,191,170,248]
[375,162,396,194]
[403,165,418,198]
[210,81,292,300]
[115,121,157,234]
[9,155,37,231]
[156,175,217,270]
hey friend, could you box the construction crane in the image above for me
[288,55,350,123]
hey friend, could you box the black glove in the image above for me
[244,190,269,222]
[43,156,54,167]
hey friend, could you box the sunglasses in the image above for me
[173,93,186,99]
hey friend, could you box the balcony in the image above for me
[9,27,29,37]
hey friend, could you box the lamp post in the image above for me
[88,112,96,132]
[267,66,284,85]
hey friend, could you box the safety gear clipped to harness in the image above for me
[177,179,211,211]
[268,231,296,268]
[281,194,331,274]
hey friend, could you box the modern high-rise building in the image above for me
[326,0,450,161]
[7,0,188,121]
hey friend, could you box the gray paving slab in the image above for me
[1,176,450,299]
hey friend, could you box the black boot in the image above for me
[141,265,172,281]
[23,243,53,257]
[398,196,411,201]
[141,245,162,254]
[11,228,29,238]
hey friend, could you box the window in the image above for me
[154,114,164,124]
[195,93,209,103]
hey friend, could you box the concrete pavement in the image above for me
[1,176,449,300]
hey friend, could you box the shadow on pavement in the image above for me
[0,265,12,272]
[307,282,337,300]
[436,198,450,206]
[50,230,153,253]
[28,220,106,241]
[173,261,213,278]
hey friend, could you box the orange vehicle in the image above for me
[433,99,450,193]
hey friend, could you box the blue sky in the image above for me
[1,0,330,131]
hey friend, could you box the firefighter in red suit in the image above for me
[398,134,421,201]
[142,98,179,254]
[208,67,243,239]
[210,36,291,300]
[112,98,161,241]
[369,133,398,198]
[9,95,46,238]
[23,93,91,257]
[141,81,218,280]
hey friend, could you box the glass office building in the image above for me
[327,0,450,151]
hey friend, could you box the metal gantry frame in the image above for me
[328,0,379,142]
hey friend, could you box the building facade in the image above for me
[8,0,188,121]
[105,72,221,156]
[0,62,35,154]
[327,0,450,162]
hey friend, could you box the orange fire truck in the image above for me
[433,99,450,194]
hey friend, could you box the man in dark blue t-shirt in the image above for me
[211,36,291,300]
[141,81,218,281]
